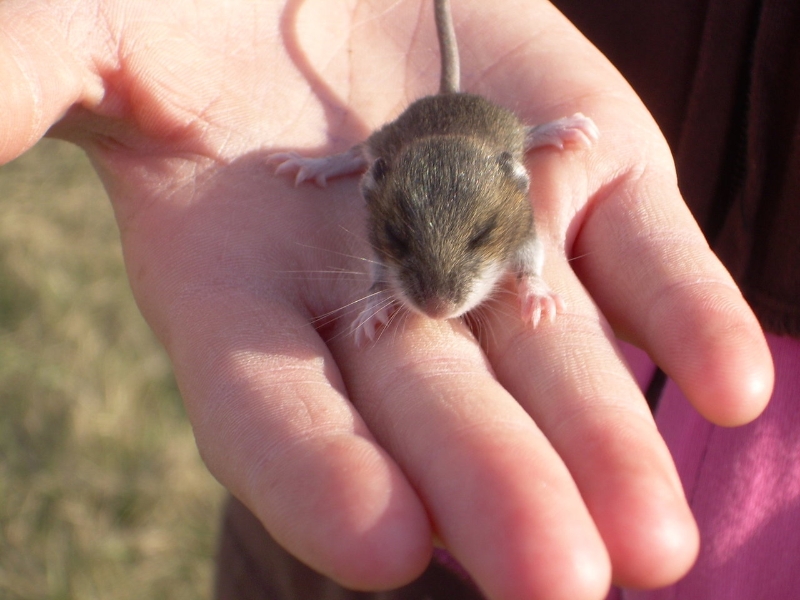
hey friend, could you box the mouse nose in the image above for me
[418,297,459,320]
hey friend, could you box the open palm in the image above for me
[1,0,773,598]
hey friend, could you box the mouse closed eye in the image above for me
[267,0,598,346]
[383,222,411,258]
[468,217,497,250]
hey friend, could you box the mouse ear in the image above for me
[496,152,530,193]
[361,157,390,202]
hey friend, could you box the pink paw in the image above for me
[518,275,565,327]
[352,301,395,347]
[526,113,600,151]
[268,146,368,187]
[267,152,334,187]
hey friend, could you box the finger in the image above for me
[571,162,774,426]
[455,0,774,425]
[104,163,434,589]
[329,318,611,600]
[0,0,103,162]
[165,296,433,589]
[484,259,700,589]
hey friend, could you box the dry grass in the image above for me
[0,139,225,600]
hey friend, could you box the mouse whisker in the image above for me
[335,224,370,246]
[567,250,593,263]
[331,227,386,268]
[364,241,398,264]
[310,292,377,326]
[293,241,381,267]
[474,292,520,330]
[311,288,395,344]
[486,287,519,307]
[269,268,368,281]
[466,304,495,350]
[490,296,524,322]
[387,304,414,345]
[471,310,489,349]
[374,301,406,344]
[348,291,399,343]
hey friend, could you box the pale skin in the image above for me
[1,0,774,599]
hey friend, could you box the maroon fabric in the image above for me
[214,496,484,600]
[556,0,800,334]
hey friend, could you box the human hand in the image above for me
[1,1,773,599]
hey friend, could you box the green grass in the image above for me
[0,139,225,600]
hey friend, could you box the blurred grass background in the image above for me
[0,139,225,600]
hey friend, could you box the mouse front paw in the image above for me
[517,274,566,327]
[352,301,395,347]
[525,113,600,152]
[267,152,335,187]
[267,146,368,187]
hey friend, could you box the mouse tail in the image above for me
[434,0,460,94]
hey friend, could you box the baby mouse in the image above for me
[270,0,599,346]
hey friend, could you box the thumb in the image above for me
[0,0,103,163]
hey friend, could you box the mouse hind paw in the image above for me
[267,146,368,187]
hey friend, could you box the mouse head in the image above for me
[361,137,533,319]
